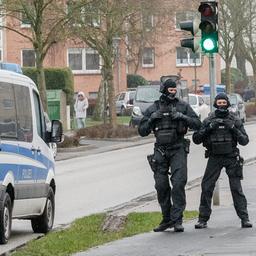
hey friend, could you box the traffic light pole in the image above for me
[209,53,220,206]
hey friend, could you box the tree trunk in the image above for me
[36,52,48,112]
[102,62,117,128]
[93,81,106,121]
[225,61,232,94]
[235,52,247,82]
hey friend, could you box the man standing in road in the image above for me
[138,78,201,232]
[193,93,252,229]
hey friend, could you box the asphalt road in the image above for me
[1,122,256,254]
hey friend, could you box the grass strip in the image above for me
[12,211,197,256]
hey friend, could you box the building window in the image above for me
[192,79,200,87]
[175,11,198,29]
[68,48,83,71]
[180,80,188,89]
[89,92,98,99]
[85,49,100,70]
[22,49,35,67]
[68,48,101,73]
[176,47,201,67]
[21,12,31,27]
[142,15,154,31]
[142,47,154,68]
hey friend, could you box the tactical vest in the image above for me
[154,102,185,145]
[209,118,234,154]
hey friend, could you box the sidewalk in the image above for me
[75,161,256,256]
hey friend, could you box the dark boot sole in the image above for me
[174,228,184,232]
[195,225,207,229]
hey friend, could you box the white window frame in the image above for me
[176,47,201,67]
[67,48,101,74]
[21,49,36,67]
[142,47,155,68]
[20,13,31,28]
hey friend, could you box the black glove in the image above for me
[207,120,219,131]
[171,109,186,120]
[148,111,163,125]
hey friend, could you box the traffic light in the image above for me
[198,1,218,53]
[179,17,201,53]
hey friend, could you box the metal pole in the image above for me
[194,55,197,93]
[209,53,220,206]
[103,80,107,125]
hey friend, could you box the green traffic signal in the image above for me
[201,31,218,53]
[198,1,218,53]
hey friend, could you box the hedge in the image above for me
[22,67,74,106]
[127,74,148,88]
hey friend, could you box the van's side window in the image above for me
[33,91,44,139]
[0,82,17,139]
[14,86,33,142]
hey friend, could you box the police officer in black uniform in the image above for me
[193,93,252,229]
[138,79,201,232]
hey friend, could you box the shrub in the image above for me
[22,67,74,106]
[58,135,80,148]
[76,124,138,138]
[127,74,148,88]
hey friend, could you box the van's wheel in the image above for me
[31,187,55,233]
[0,193,12,244]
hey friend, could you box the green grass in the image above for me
[12,211,197,256]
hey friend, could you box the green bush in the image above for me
[22,67,74,106]
[127,74,148,88]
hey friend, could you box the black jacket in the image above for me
[138,95,201,138]
[193,111,249,151]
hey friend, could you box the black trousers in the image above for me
[153,145,187,223]
[199,155,249,222]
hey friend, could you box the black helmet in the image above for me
[213,93,230,108]
[159,79,177,94]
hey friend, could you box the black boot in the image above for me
[195,220,207,229]
[153,219,174,232]
[241,220,253,228]
[174,223,184,232]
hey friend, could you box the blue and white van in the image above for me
[0,69,63,244]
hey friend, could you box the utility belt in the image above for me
[147,138,190,174]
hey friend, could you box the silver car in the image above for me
[115,90,136,116]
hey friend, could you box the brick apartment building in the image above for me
[0,2,221,100]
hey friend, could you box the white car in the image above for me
[188,93,210,121]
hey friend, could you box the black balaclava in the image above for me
[162,79,177,101]
[214,93,230,118]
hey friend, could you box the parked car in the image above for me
[0,68,63,244]
[188,94,210,121]
[115,89,136,116]
[228,93,246,122]
[130,85,161,127]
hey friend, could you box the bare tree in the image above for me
[240,0,256,85]
[0,0,68,111]
[219,0,247,93]
[67,0,167,127]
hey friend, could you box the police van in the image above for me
[0,68,63,244]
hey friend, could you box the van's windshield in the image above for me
[135,86,161,103]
